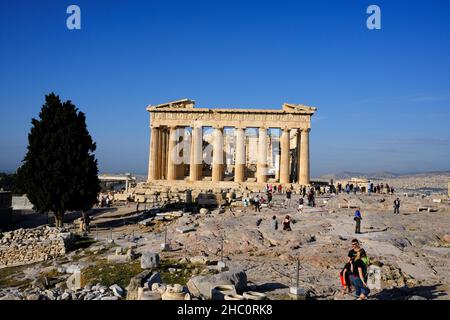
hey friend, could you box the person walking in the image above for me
[354,209,362,234]
[394,198,401,214]
[298,197,304,213]
[267,191,273,208]
[285,189,292,207]
[254,195,261,212]
[350,250,370,300]
[271,215,278,230]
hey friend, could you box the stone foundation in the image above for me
[0,226,74,268]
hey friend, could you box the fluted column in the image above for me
[167,126,178,181]
[297,129,301,184]
[190,125,203,181]
[160,128,167,179]
[176,128,186,179]
[299,128,311,185]
[280,127,290,184]
[148,126,160,182]
[257,127,268,183]
[234,127,246,182]
[212,126,224,182]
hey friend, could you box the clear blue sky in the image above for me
[1,0,450,177]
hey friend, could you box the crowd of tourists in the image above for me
[336,182,395,195]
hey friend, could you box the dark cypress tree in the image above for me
[18,93,100,227]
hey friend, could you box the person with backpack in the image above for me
[354,209,362,234]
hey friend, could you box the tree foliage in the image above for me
[17,93,100,227]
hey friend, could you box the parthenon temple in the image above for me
[146,99,317,188]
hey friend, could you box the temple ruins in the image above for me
[145,99,317,189]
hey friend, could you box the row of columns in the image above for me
[148,126,311,185]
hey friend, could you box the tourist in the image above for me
[339,260,353,294]
[350,250,370,300]
[271,215,278,230]
[254,195,261,212]
[267,191,273,208]
[354,209,362,234]
[278,184,282,194]
[302,186,307,198]
[283,215,292,231]
[285,189,292,207]
[346,184,350,194]
[394,198,401,214]
[298,197,304,213]
[348,239,367,262]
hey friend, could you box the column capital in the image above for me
[234,126,246,130]
[300,128,311,133]
[150,124,161,129]
[212,124,223,130]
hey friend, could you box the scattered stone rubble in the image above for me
[0,283,122,300]
[0,226,73,268]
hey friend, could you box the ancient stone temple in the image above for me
[146,99,316,188]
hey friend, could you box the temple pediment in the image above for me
[150,98,195,109]
[283,103,317,113]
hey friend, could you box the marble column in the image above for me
[280,127,290,184]
[297,129,301,184]
[257,127,268,183]
[160,128,167,180]
[167,126,178,181]
[212,126,224,182]
[176,128,186,179]
[299,128,311,185]
[148,126,160,182]
[190,125,203,181]
[234,127,246,182]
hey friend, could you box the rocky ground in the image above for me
[0,179,449,300]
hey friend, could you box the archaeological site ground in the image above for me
[0,1,449,316]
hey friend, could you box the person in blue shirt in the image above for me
[354,209,362,234]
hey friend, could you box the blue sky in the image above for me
[1,0,449,177]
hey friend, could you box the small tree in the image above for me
[18,93,100,227]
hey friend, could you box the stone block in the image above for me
[190,256,211,265]
[187,268,247,299]
[126,269,153,300]
[176,226,196,234]
[66,270,82,291]
[140,252,160,269]
[110,284,125,298]
[107,254,130,263]
[289,287,307,300]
